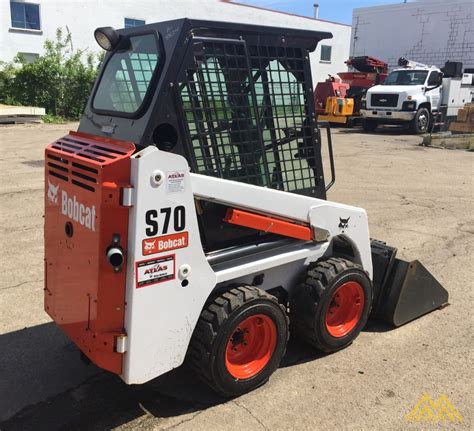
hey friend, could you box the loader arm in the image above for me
[190,173,373,279]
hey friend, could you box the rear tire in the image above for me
[188,286,288,397]
[290,258,372,353]
[362,119,378,132]
[410,107,430,134]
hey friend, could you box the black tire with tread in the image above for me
[410,107,430,134]
[362,118,378,132]
[290,257,372,353]
[188,286,289,397]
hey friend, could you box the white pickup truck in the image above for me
[360,59,473,134]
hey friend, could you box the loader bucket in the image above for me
[370,240,449,327]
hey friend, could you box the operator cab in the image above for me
[79,19,333,251]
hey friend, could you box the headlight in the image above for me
[94,27,120,51]
[402,101,416,111]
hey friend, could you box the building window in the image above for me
[124,18,145,28]
[320,45,332,62]
[17,52,39,63]
[10,1,40,30]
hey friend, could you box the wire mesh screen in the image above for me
[179,39,321,196]
[111,53,158,111]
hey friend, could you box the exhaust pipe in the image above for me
[107,246,124,270]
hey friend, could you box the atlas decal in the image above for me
[136,255,175,288]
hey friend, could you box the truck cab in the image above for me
[361,60,443,134]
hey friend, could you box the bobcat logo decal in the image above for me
[144,240,156,252]
[47,179,59,204]
[338,217,350,232]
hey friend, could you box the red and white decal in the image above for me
[47,178,96,231]
[136,255,176,288]
[47,179,60,204]
[142,232,189,256]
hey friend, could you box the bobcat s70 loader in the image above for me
[44,19,448,396]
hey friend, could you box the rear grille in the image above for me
[371,94,399,107]
[46,131,135,192]
[51,136,128,164]
[47,150,98,192]
[47,154,69,182]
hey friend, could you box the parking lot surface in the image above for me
[0,123,472,430]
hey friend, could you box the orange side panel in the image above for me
[224,209,312,241]
[44,131,135,375]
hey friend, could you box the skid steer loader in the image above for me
[44,19,448,396]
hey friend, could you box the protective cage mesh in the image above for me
[178,39,322,196]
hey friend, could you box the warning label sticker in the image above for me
[136,255,175,288]
[166,171,185,193]
[142,232,189,256]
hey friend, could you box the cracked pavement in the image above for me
[0,123,472,429]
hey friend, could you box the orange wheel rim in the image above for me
[225,314,277,379]
[325,281,364,338]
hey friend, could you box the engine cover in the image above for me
[44,131,135,374]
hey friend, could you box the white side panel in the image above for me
[122,149,373,384]
[214,242,329,284]
[191,173,372,277]
[191,173,367,222]
[308,204,372,278]
[122,147,216,384]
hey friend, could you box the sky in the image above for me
[234,0,415,25]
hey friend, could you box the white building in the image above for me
[0,0,351,86]
[351,0,474,70]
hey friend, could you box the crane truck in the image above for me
[361,58,474,133]
[315,56,388,125]
[44,19,448,396]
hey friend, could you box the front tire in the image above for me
[410,107,430,134]
[362,119,378,132]
[188,286,288,397]
[290,258,372,353]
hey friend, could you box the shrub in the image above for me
[0,28,100,119]
[0,61,20,106]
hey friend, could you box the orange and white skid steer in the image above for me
[44,19,448,396]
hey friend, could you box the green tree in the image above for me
[0,28,100,119]
[0,61,19,106]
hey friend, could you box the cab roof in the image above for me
[118,17,333,52]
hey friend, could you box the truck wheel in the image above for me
[188,286,288,396]
[290,258,372,353]
[410,107,430,134]
[362,119,378,132]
